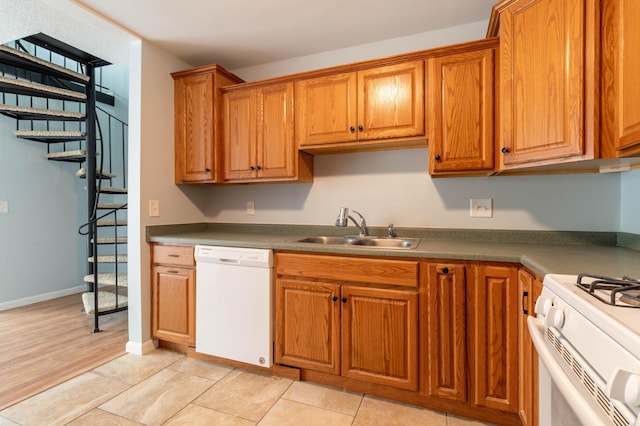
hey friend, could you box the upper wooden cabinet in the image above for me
[222,82,313,183]
[601,0,640,158]
[295,61,425,151]
[497,0,597,169]
[172,65,243,184]
[428,48,496,176]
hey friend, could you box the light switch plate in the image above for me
[470,198,492,218]
[149,199,160,217]
[0,200,8,213]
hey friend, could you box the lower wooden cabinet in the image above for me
[423,262,467,402]
[518,269,543,426]
[274,253,419,390]
[468,263,519,413]
[150,244,196,345]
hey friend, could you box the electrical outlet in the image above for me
[0,200,8,213]
[149,199,160,217]
[247,201,255,215]
[470,198,493,218]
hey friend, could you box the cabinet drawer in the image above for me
[152,244,195,266]
[275,253,418,288]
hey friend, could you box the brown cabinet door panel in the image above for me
[425,263,467,401]
[257,83,295,178]
[341,285,418,390]
[223,89,257,180]
[275,279,341,374]
[151,265,196,344]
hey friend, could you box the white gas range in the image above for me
[529,273,640,426]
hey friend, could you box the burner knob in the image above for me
[607,369,640,407]
[535,296,553,316]
[545,307,565,328]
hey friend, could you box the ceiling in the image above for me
[75,0,496,70]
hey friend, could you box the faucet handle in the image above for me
[387,224,397,238]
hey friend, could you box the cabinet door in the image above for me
[274,279,341,375]
[257,83,296,179]
[174,73,215,182]
[151,265,196,344]
[469,264,519,412]
[425,263,467,401]
[295,73,358,146]
[223,88,257,180]
[518,269,542,426]
[499,0,595,167]
[428,50,495,174]
[341,285,418,390]
[358,61,425,141]
[601,0,640,157]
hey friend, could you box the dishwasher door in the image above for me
[195,245,273,367]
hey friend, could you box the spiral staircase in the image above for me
[0,33,128,332]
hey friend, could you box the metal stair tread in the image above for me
[14,130,86,142]
[99,186,127,194]
[88,255,128,263]
[75,167,116,179]
[0,44,90,83]
[0,104,85,121]
[97,203,127,209]
[93,237,128,244]
[96,218,127,226]
[83,273,128,287]
[81,291,128,314]
[0,75,87,102]
[44,149,86,162]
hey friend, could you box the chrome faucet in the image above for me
[335,207,369,237]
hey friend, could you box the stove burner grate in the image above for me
[576,273,640,308]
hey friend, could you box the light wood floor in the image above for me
[0,293,128,410]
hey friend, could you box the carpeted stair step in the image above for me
[81,291,128,315]
[0,44,90,84]
[45,149,86,163]
[96,218,127,227]
[98,186,127,194]
[0,75,87,102]
[93,237,127,244]
[0,104,85,121]
[83,272,128,287]
[14,130,85,143]
[88,254,128,263]
[75,167,115,179]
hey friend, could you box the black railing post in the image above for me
[86,64,101,333]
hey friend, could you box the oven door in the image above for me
[528,316,612,426]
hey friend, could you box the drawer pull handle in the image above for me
[167,270,179,274]
[167,254,179,258]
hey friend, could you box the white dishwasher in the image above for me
[195,245,273,367]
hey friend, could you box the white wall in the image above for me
[621,168,640,234]
[205,22,624,233]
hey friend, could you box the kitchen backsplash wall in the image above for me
[621,168,640,234]
[204,148,622,232]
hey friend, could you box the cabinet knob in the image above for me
[434,154,442,162]
[441,267,449,274]
[350,126,355,133]
[501,147,510,154]
[341,297,347,303]
[332,296,338,302]
[358,125,364,131]
[250,166,255,171]
[205,168,211,173]
[256,165,262,171]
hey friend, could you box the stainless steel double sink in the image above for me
[292,235,421,249]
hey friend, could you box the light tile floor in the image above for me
[0,349,495,426]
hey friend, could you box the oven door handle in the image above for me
[528,316,610,426]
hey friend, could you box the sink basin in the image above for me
[350,237,420,249]
[292,236,420,249]
[294,236,360,245]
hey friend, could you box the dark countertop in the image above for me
[147,223,640,279]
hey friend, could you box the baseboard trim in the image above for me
[126,339,157,355]
[0,285,85,312]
